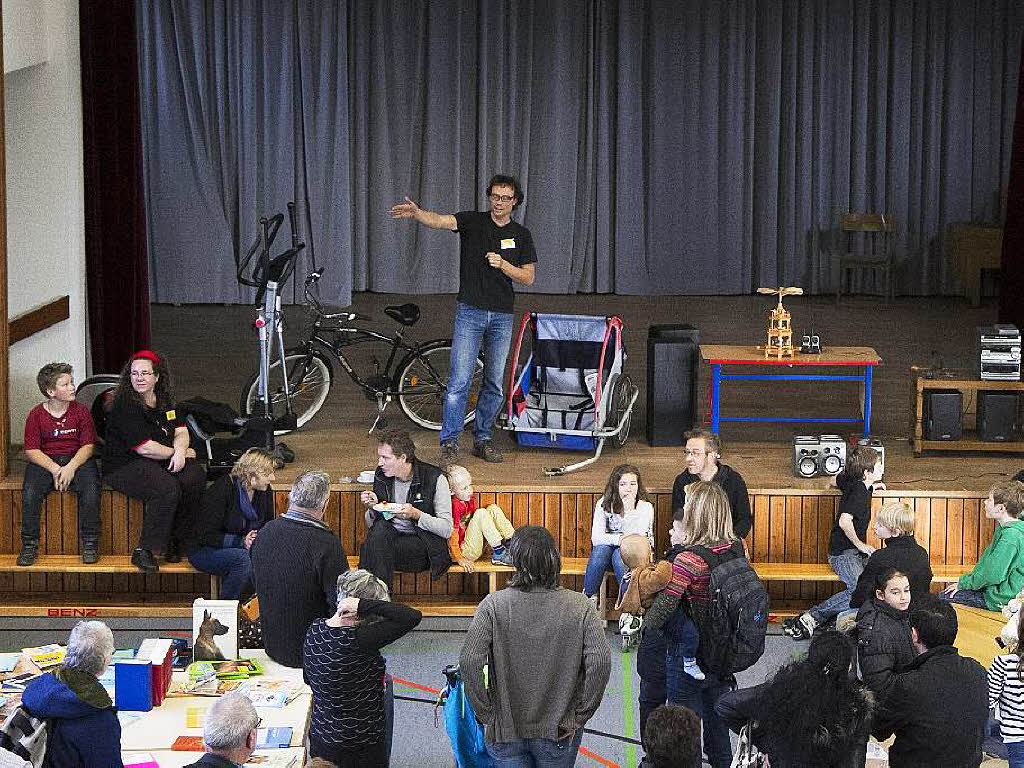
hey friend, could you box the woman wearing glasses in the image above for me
[102,350,205,572]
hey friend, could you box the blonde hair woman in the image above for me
[637,481,742,768]
[187,448,277,599]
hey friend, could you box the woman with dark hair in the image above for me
[583,464,654,607]
[715,631,874,768]
[102,350,206,572]
[187,448,276,599]
[460,526,611,767]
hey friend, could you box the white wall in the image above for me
[3,0,87,441]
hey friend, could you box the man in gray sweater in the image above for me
[460,526,611,766]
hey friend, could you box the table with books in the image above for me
[119,650,311,767]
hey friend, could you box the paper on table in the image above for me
[0,653,20,673]
[185,704,208,729]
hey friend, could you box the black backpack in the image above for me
[687,541,769,675]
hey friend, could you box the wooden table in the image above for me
[950,222,1002,307]
[952,604,1005,668]
[118,650,310,754]
[122,747,306,767]
[911,371,1024,454]
[700,345,881,437]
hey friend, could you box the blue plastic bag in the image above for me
[442,666,493,768]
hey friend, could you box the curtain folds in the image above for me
[138,0,1024,305]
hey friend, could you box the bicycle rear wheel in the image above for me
[396,342,483,431]
[239,348,333,435]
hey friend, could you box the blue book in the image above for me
[256,726,292,749]
[114,659,153,712]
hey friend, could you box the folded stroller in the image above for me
[504,313,638,475]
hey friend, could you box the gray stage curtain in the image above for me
[139,0,1023,304]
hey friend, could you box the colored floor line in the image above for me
[395,675,622,767]
[621,650,637,768]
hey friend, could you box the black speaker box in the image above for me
[925,390,962,441]
[978,391,1018,441]
[647,325,699,446]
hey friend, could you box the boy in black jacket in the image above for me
[850,501,933,610]
[784,446,883,640]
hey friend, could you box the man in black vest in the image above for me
[359,429,453,586]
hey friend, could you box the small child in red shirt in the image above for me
[19,363,101,565]
[446,465,515,570]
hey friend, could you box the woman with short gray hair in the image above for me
[21,621,123,767]
[303,569,422,766]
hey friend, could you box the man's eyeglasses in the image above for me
[683,449,708,457]
[489,193,515,203]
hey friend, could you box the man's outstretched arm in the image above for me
[390,196,457,230]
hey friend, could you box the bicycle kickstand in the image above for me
[368,393,393,434]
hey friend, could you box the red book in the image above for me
[171,735,205,751]
[137,639,174,706]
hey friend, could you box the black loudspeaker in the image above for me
[978,392,1018,441]
[647,325,700,446]
[925,390,962,441]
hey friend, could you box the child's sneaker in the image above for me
[783,612,817,641]
[683,656,705,680]
[619,612,642,652]
[490,545,513,566]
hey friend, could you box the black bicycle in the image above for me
[238,268,483,434]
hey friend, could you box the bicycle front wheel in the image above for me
[396,342,483,431]
[239,348,333,435]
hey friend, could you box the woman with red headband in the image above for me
[102,350,206,572]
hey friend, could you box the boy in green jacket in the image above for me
[942,480,1024,611]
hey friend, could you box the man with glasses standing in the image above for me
[391,175,536,464]
[671,429,752,538]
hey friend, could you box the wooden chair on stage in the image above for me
[831,212,897,304]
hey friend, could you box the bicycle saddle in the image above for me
[384,303,420,326]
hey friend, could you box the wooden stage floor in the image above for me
[264,425,1017,494]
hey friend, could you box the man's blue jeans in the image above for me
[942,587,989,609]
[583,544,626,596]
[808,549,865,624]
[485,729,585,768]
[440,302,514,445]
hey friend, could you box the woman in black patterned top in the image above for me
[303,569,422,767]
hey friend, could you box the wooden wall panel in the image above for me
[0,487,995,606]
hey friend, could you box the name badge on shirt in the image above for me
[500,238,516,250]
[165,409,176,421]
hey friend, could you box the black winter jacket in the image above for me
[872,645,988,767]
[855,598,916,702]
[671,463,752,538]
[850,535,933,609]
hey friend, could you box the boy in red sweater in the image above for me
[19,363,100,565]
[446,465,515,570]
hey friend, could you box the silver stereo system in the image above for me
[977,325,1021,381]
[793,434,847,478]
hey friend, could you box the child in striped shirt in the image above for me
[990,607,1024,767]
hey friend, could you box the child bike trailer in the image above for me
[503,312,638,476]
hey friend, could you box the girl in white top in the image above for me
[583,464,655,601]
[989,607,1024,767]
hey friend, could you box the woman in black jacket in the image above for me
[715,632,873,768]
[186,448,276,599]
[855,568,917,703]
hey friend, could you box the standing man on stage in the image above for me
[671,429,752,538]
[390,175,536,464]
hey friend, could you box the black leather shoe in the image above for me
[131,548,159,572]
[164,541,181,563]
[16,540,38,567]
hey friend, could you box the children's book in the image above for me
[122,754,160,768]
[246,752,299,767]
[1,671,39,693]
[256,727,293,749]
[114,659,153,712]
[20,643,65,668]
[170,735,205,751]
[188,658,262,680]
[0,653,20,673]
[185,704,208,729]
[192,599,239,662]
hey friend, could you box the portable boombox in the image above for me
[792,434,847,477]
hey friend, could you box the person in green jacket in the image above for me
[942,480,1024,611]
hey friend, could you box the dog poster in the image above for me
[192,599,239,662]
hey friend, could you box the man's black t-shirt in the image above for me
[827,472,873,556]
[453,211,536,313]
